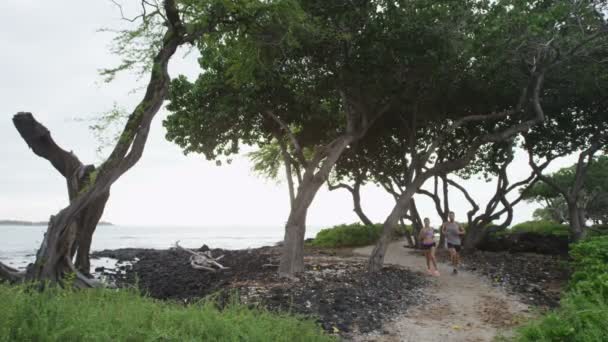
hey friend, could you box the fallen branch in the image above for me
[174,242,229,272]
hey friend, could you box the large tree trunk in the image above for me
[12,113,110,276]
[279,136,353,276]
[568,202,587,241]
[369,176,426,272]
[463,221,487,250]
[72,193,110,274]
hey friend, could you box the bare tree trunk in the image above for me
[12,113,110,276]
[72,193,109,274]
[279,136,353,276]
[462,221,488,249]
[568,202,587,241]
[369,176,426,272]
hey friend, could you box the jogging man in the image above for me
[442,211,465,274]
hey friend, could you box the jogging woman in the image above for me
[419,217,439,276]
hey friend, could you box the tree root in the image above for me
[0,262,25,284]
[174,241,229,272]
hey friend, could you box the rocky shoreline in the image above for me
[92,245,430,335]
[91,244,571,336]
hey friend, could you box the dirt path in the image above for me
[352,242,531,342]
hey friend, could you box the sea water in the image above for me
[0,224,324,270]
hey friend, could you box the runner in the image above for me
[442,211,465,274]
[418,218,440,276]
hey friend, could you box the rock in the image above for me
[100,245,429,336]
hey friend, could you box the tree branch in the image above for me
[264,111,307,167]
[12,113,82,178]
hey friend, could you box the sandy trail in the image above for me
[352,242,530,342]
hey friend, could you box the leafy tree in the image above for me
[366,0,608,271]
[165,0,472,275]
[522,18,608,240]
[524,155,608,230]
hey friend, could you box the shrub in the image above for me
[569,236,608,299]
[310,223,412,248]
[498,220,570,237]
[515,236,608,342]
[589,224,608,237]
[311,223,382,247]
[0,285,335,342]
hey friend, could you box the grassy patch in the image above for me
[310,223,412,248]
[514,236,608,342]
[495,220,570,237]
[0,285,335,342]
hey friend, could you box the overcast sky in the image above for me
[0,1,578,229]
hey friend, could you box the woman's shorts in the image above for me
[421,242,436,250]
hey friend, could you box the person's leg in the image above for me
[448,246,456,267]
[425,250,431,271]
[430,246,439,275]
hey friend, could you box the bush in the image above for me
[498,220,570,237]
[311,223,382,248]
[569,236,608,299]
[515,236,608,342]
[310,223,412,248]
[0,285,335,342]
[589,224,608,237]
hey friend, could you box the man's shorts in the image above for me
[447,243,461,252]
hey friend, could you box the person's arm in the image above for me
[441,223,447,235]
[458,223,465,235]
[418,228,425,242]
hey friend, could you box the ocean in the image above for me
[0,224,325,271]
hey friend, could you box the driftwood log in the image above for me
[174,242,229,272]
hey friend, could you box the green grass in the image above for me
[495,220,570,237]
[310,223,412,248]
[514,236,608,342]
[0,285,335,342]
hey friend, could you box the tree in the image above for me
[521,5,608,240]
[12,113,110,276]
[0,0,228,286]
[166,0,436,276]
[427,140,549,250]
[367,0,608,271]
[524,155,608,231]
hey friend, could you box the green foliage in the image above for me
[310,223,410,248]
[569,236,608,298]
[515,237,608,342]
[515,292,608,342]
[311,224,383,248]
[0,285,334,342]
[497,220,570,237]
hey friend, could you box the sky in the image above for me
[0,1,578,229]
